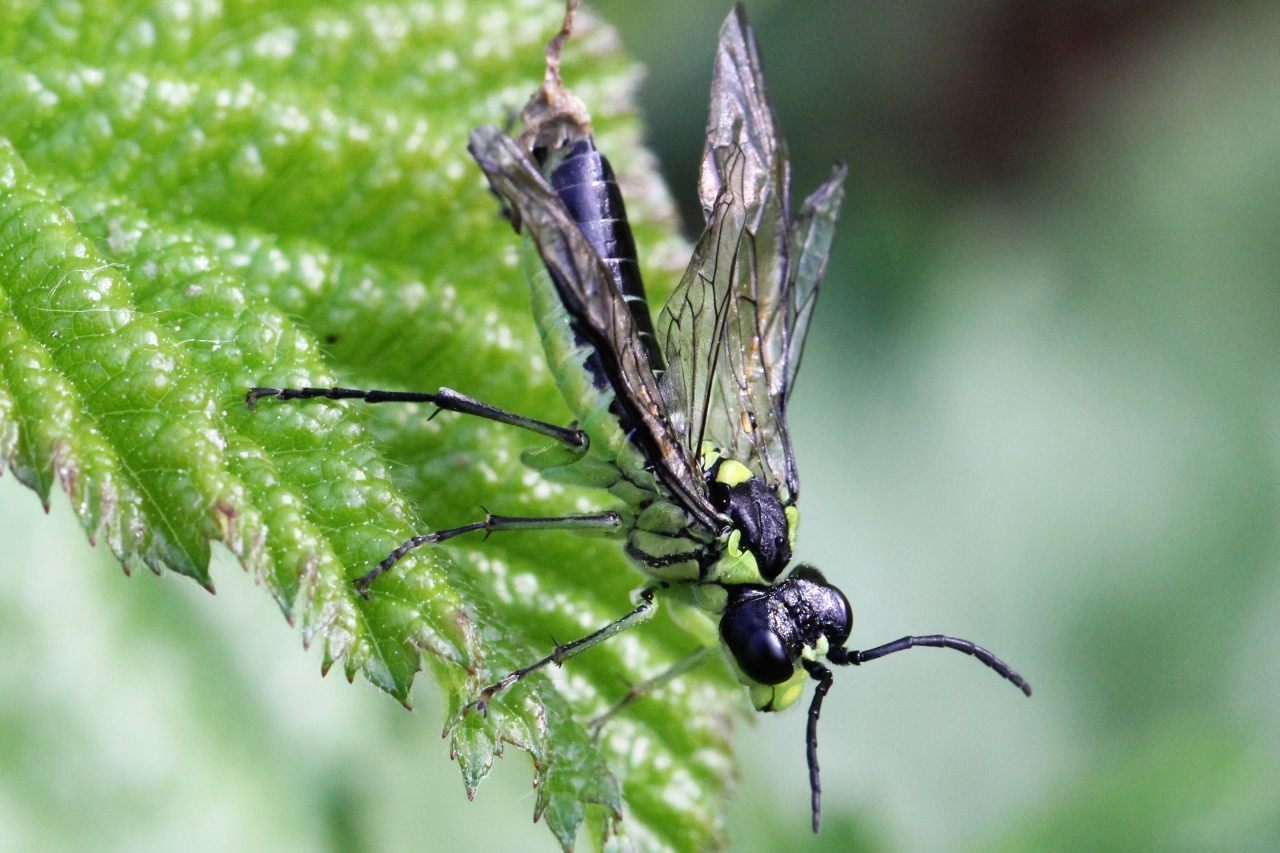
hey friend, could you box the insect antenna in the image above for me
[828,635,1033,697]
[800,659,834,833]
[800,637,1032,833]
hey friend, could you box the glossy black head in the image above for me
[719,567,852,685]
[710,474,793,581]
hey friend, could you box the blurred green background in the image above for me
[3,0,1279,850]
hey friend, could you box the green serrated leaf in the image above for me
[0,2,743,851]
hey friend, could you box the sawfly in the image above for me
[249,2,1031,832]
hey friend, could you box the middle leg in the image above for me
[355,511,622,595]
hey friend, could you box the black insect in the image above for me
[248,2,1031,832]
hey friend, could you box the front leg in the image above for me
[246,384,587,449]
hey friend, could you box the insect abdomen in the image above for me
[550,138,665,373]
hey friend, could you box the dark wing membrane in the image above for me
[468,125,722,532]
[661,6,824,503]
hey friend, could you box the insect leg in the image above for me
[801,659,834,834]
[354,511,622,596]
[464,588,658,717]
[246,385,587,449]
[828,635,1033,697]
[588,645,713,740]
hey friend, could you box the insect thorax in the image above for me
[624,451,800,586]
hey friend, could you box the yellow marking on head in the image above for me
[747,666,811,712]
[749,683,774,710]
[773,677,806,712]
[801,637,830,662]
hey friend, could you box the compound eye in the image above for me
[737,628,794,685]
[721,604,795,685]
[827,585,853,647]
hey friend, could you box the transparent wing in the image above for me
[656,144,751,473]
[468,125,722,532]
[784,164,846,397]
[658,6,844,504]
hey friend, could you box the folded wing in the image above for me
[658,6,845,506]
[469,125,722,531]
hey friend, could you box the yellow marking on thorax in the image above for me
[715,458,753,487]
[699,441,721,472]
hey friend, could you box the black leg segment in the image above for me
[353,511,622,596]
[828,635,1032,697]
[463,588,658,717]
[246,385,588,449]
[588,646,713,741]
